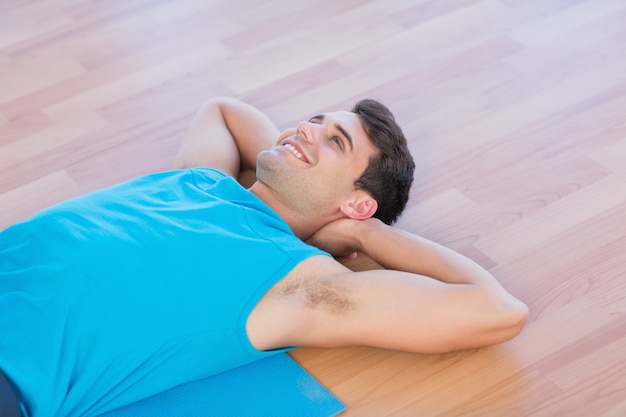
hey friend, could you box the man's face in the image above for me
[256,110,378,217]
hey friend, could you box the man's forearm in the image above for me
[355,221,528,321]
[216,98,279,173]
[174,97,278,179]
[355,221,512,294]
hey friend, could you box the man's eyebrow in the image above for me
[335,123,354,152]
[308,114,354,152]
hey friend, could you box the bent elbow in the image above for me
[496,298,529,343]
[514,300,530,333]
[432,297,530,354]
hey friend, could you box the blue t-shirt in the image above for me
[0,168,328,417]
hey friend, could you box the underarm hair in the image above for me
[270,273,354,315]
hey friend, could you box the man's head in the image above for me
[351,99,414,224]
[255,99,414,227]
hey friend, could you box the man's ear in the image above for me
[339,191,378,220]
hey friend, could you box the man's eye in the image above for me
[331,136,343,150]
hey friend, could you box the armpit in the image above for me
[270,268,354,315]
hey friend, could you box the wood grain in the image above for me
[1,0,625,415]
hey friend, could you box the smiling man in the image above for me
[0,97,528,417]
[252,111,381,237]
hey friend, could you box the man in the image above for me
[0,97,528,417]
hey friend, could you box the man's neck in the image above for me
[248,181,334,241]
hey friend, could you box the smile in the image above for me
[283,143,309,163]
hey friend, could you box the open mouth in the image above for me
[283,143,309,163]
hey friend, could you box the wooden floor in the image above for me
[2,0,626,415]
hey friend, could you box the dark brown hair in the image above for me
[352,99,415,224]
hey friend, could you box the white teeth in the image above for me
[284,143,305,161]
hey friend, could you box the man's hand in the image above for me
[307,218,382,259]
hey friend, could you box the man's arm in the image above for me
[285,218,529,354]
[174,97,279,185]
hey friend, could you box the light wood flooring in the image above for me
[1,0,625,415]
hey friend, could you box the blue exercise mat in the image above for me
[98,353,345,417]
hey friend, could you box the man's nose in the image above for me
[296,122,316,145]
